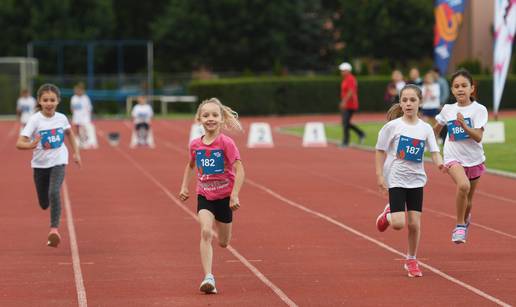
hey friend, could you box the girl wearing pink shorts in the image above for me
[434,69,488,244]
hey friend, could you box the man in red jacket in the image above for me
[339,62,365,147]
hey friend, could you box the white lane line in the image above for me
[98,129,297,307]
[285,164,516,240]
[63,182,88,307]
[246,179,511,307]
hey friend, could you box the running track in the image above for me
[1,113,515,306]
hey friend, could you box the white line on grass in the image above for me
[246,179,511,307]
[63,182,88,307]
[99,127,297,307]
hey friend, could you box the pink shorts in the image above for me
[445,161,486,180]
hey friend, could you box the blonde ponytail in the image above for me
[386,103,403,121]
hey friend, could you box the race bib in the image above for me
[20,105,31,113]
[72,103,82,111]
[397,135,425,162]
[40,128,65,150]
[196,149,224,175]
[136,112,148,120]
[447,118,472,141]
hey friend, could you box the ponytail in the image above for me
[386,103,403,121]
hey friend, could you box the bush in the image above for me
[189,75,516,116]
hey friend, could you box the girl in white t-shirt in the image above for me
[421,71,441,126]
[70,83,93,145]
[375,84,444,278]
[131,96,154,147]
[434,69,488,244]
[16,89,36,127]
[16,84,81,248]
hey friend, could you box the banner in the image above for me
[434,0,467,75]
[493,0,516,116]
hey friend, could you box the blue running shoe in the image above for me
[452,225,467,244]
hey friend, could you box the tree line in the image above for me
[0,0,434,75]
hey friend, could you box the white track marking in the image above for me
[63,182,88,307]
[246,179,511,307]
[97,128,297,307]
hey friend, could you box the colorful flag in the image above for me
[493,0,516,116]
[434,0,467,75]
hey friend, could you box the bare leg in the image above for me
[447,164,470,224]
[390,212,406,230]
[198,210,215,275]
[215,221,232,248]
[406,211,421,257]
[465,178,480,222]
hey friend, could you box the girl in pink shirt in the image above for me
[179,98,245,294]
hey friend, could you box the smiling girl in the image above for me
[434,69,488,244]
[375,84,444,277]
[16,84,81,248]
[179,98,245,294]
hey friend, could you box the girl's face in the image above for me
[39,91,59,117]
[451,75,474,104]
[199,102,223,133]
[399,89,420,117]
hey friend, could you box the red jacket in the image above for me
[340,74,359,111]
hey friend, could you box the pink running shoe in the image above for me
[47,228,61,248]
[404,259,423,277]
[376,204,390,232]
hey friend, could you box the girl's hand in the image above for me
[456,112,467,128]
[179,188,189,202]
[29,135,41,149]
[377,175,388,197]
[230,195,240,211]
[73,153,82,167]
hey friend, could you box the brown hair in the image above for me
[386,84,422,121]
[35,83,61,111]
[195,98,243,132]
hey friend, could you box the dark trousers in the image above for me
[342,109,364,145]
[33,165,66,228]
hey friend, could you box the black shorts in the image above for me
[135,122,149,131]
[388,187,424,213]
[197,195,232,223]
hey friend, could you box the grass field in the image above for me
[282,118,516,173]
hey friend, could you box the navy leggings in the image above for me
[33,165,66,228]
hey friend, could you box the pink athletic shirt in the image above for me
[189,133,241,200]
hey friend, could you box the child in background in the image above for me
[130,96,154,147]
[70,82,93,146]
[375,84,444,277]
[434,69,488,244]
[420,71,441,127]
[16,84,81,247]
[179,98,245,294]
[16,89,36,128]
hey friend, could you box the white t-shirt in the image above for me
[21,112,71,168]
[131,104,154,124]
[70,94,92,125]
[376,117,439,189]
[16,96,36,124]
[435,101,488,166]
[421,83,441,110]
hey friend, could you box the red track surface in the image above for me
[1,113,515,306]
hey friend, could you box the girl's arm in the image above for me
[375,150,388,196]
[230,160,245,211]
[431,152,446,173]
[457,112,483,142]
[179,161,195,202]
[65,128,81,166]
[16,135,40,150]
[433,123,444,137]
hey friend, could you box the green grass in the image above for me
[281,118,516,173]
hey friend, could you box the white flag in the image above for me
[493,0,516,115]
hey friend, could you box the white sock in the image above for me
[386,213,392,224]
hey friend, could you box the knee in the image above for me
[48,189,61,202]
[457,182,471,195]
[200,228,213,242]
[218,241,229,248]
[407,220,420,232]
[391,219,405,230]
